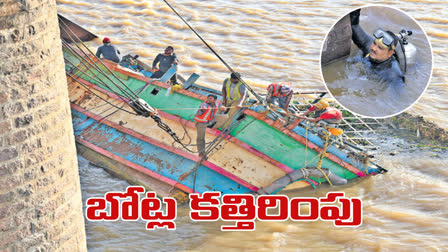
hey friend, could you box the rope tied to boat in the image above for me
[315,132,334,186]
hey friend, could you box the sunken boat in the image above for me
[58,15,386,202]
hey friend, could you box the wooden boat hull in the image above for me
[64,44,382,197]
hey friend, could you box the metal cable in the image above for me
[67,72,139,115]
[58,16,139,100]
[61,39,134,106]
[59,20,205,152]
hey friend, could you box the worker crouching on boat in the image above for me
[195,95,227,157]
[221,72,248,128]
[96,37,121,63]
[266,82,293,111]
[152,46,179,85]
[294,100,342,127]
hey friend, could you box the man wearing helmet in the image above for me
[294,100,342,125]
[266,82,293,111]
[96,37,121,63]
[349,9,405,88]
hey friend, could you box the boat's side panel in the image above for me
[72,109,251,194]
[69,79,288,188]
[76,141,190,203]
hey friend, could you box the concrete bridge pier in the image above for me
[321,15,352,66]
[0,0,87,250]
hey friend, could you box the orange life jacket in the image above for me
[267,82,292,97]
[194,101,221,123]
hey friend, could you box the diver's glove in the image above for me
[349,9,361,26]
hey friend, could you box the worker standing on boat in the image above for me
[221,72,247,127]
[266,82,293,111]
[96,37,121,63]
[151,46,179,85]
[294,100,342,126]
[195,95,227,157]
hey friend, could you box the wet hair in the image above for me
[207,94,217,99]
[167,46,174,51]
[230,72,241,79]
[385,31,398,50]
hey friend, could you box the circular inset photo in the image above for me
[320,6,432,118]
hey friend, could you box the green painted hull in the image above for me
[64,47,381,188]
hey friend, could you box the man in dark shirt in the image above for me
[96,37,121,63]
[349,9,405,90]
[151,46,179,84]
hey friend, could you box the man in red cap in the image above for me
[96,37,121,63]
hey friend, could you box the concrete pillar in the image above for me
[0,0,87,251]
[321,15,352,66]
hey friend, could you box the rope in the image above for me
[304,124,309,165]
[61,40,136,108]
[171,114,194,148]
[60,11,335,192]
[315,132,333,186]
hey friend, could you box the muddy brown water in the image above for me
[57,0,448,251]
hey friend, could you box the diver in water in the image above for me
[349,9,405,90]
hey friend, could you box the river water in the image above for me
[56,0,448,251]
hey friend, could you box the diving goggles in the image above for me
[373,28,395,49]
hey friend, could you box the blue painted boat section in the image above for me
[72,109,250,194]
[159,65,177,83]
[120,62,153,78]
[183,73,200,89]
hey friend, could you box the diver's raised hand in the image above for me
[349,9,361,26]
